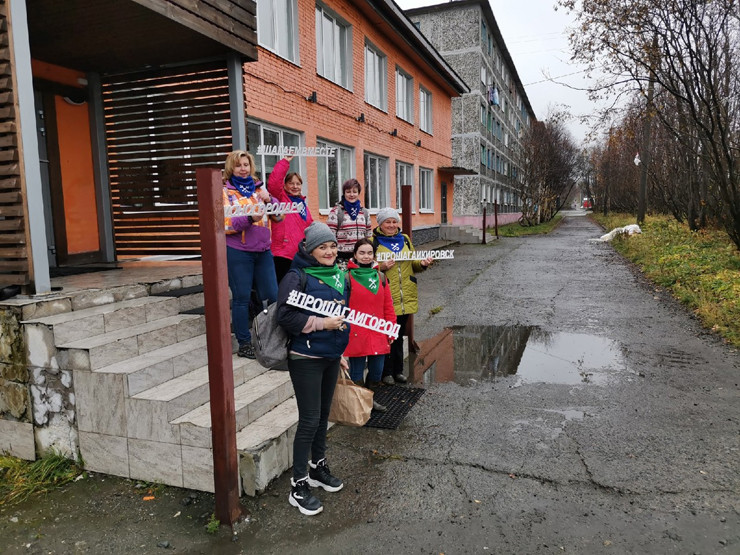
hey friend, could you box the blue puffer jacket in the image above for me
[276,243,350,359]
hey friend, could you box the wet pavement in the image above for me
[2,213,738,554]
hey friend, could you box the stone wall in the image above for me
[1,297,78,460]
[0,306,34,459]
[411,225,440,246]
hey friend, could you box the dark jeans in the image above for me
[226,247,278,344]
[273,255,293,286]
[383,314,409,378]
[288,356,341,480]
[348,354,384,383]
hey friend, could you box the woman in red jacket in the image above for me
[267,155,313,283]
[345,239,397,411]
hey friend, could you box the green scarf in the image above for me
[349,267,380,294]
[304,266,346,294]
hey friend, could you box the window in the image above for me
[419,87,432,134]
[316,140,353,211]
[257,0,299,63]
[247,120,301,185]
[396,161,414,212]
[364,43,387,110]
[316,6,352,88]
[395,68,413,123]
[480,104,486,126]
[364,153,388,210]
[480,144,486,166]
[419,168,433,211]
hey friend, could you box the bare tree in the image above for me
[518,116,579,225]
[559,0,740,247]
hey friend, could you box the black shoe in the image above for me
[308,458,344,492]
[289,477,323,516]
[381,375,395,385]
[238,342,256,359]
[393,373,407,384]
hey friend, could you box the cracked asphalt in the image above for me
[237,212,739,554]
[2,213,737,554]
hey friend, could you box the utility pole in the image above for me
[638,35,658,225]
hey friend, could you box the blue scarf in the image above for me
[288,194,307,221]
[342,199,361,221]
[375,233,406,254]
[230,175,256,198]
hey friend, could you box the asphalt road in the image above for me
[2,213,737,554]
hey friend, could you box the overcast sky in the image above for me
[396,0,596,145]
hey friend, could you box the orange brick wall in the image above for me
[243,0,457,228]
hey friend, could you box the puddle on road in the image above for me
[411,326,627,386]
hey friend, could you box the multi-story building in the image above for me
[244,0,468,243]
[406,0,536,227]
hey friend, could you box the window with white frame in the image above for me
[419,168,433,211]
[364,43,387,110]
[419,86,432,134]
[315,5,352,89]
[316,140,353,211]
[247,120,301,184]
[396,161,414,212]
[364,153,388,210]
[257,0,299,63]
[395,67,413,123]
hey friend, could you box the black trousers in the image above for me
[383,313,409,378]
[288,356,341,480]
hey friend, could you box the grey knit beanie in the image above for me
[376,207,400,226]
[304,222,337,253]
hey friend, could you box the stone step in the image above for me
[124,355,262,447]
[57,313,206,370]
[173,370,294,450]
[237,397,299,496]
[150,284,205,313]
[23,295,182,345]
[94,334,210,396]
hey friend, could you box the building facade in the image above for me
[406,0,536,227]
[244,0,467,244]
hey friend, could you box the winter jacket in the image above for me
[326,203,372,254]
[267,158,313,259]
[344,260,396,358]
[276,243,350,359]
[372,228,427,316]
[223,181,276,252]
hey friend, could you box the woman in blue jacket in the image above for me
[276,222,350,516]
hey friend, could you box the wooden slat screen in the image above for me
[102,63,232,257]
[0,2,29,287]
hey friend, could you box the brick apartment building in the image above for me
[406,0,537,227]
[243,0,468,243]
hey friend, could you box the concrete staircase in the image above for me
[439,224,496,244]
[22,281,299,495]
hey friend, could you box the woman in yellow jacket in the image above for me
[372,208,432,384]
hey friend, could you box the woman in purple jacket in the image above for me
[223,150,282,359]
[267,155,313,283]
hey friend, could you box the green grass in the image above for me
[591,213,740,347]
[491,213,563,237]
[205,513,220,534]
[0,453,83,506]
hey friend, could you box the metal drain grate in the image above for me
[365,385,426,429]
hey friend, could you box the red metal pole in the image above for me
[196,168,242,526]
[400,185,418,352]
[482,204,487,245]
[494,201,499,239]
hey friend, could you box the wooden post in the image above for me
[196,168,242,527]
[401,185,419,353]
[494,201,499,239]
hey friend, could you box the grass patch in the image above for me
[0,452,83,506]
[205,513,220,534]
[492,213,563,237]
[429,305,443,315]
[591,213,740,347]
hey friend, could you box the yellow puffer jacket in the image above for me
[372,229,427,316]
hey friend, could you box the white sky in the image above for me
[396,0,597,145]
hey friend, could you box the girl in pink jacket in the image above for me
[267,155,313,282]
